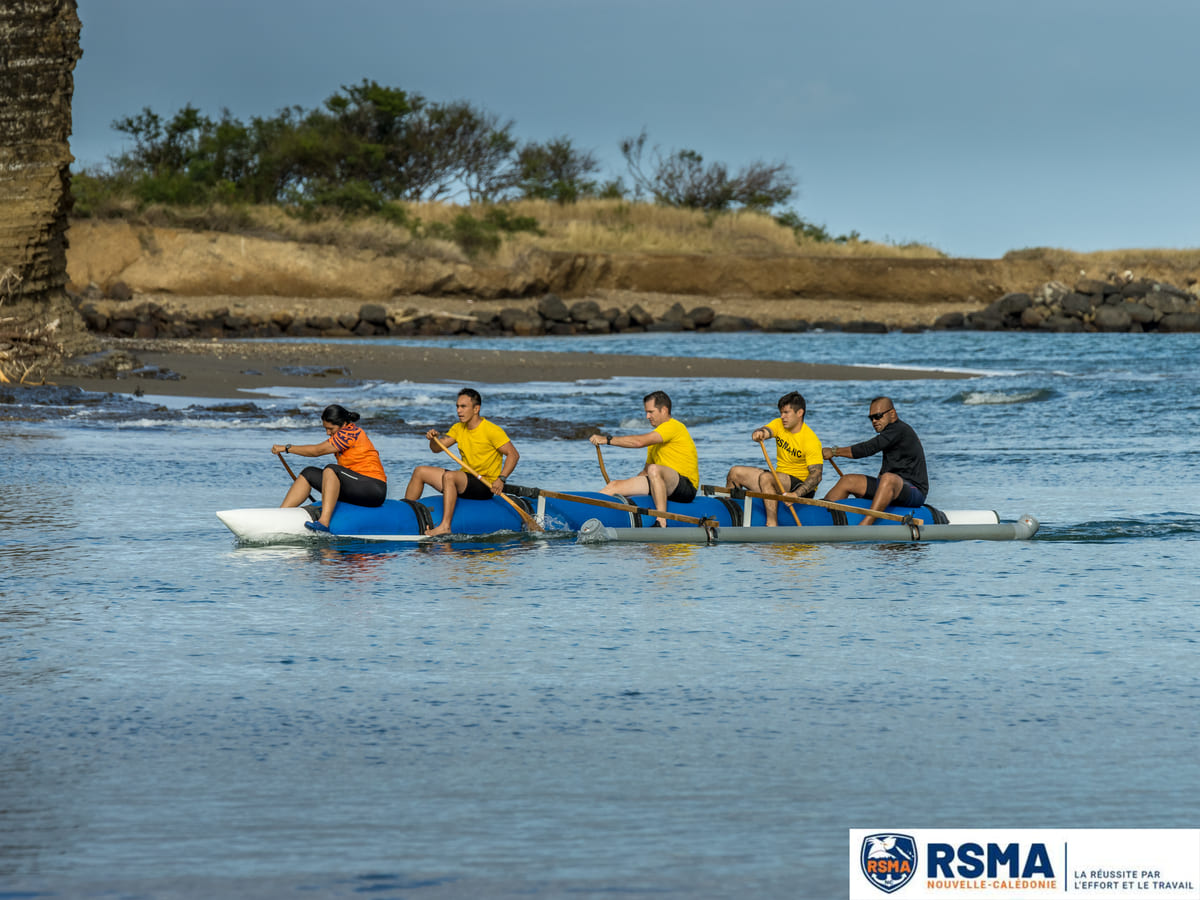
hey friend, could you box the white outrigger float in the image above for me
[217,482,1038,545]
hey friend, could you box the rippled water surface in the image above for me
[2,332,1198,898]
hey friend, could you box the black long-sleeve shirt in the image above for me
[850,419,929,497]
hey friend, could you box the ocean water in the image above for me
[2,331,1198,898]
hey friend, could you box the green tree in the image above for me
[511,136,601,203]
[619,129,795,212]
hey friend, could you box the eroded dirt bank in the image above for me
[67,221,1200,313]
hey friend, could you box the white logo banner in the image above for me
[849,829,1199,900]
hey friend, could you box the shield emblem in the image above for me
[861,833,918,894]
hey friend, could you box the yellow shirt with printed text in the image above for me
[448,418,512,482]
[767,417,823,482]
[646,417,699,488]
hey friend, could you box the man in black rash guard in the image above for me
[822,396,929,526]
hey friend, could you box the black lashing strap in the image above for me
[503,483,538,498]
[715,497,742,527]
[401,498,434,534]
[611,493,642,527]
[923,505,949,525]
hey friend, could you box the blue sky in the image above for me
[72,0,1200,258]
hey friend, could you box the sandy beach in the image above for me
[54,336,968,399]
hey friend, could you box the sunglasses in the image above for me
[868,409,893,422]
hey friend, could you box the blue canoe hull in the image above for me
[313,492,954,536]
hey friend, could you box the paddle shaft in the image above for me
[757,438,803,526]
[703,484,924,524]
[595,443,611,484]
[521,486,717,527]
[432,435,543,532]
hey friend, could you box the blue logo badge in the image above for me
[861,833,918,893]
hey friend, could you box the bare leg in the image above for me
[725,464,762,490]
[824,474,869,502]
[858,473,903,526]
[427,470,470,536]
[405,464,445,501]
[280,475,313,508]
[756,469,789,526]
[315,467,341,527]
[600,474,650,498]
[645,464,680,527]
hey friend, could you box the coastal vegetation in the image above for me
[73,79,927,261]
[68,80,1200,271]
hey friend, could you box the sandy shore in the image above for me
[54,337,968,399]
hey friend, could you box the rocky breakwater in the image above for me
[74,291,797,340]
[73,276,1200,341]
[937,277,1200,333]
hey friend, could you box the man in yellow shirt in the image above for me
[589,390,699,527]
[405,388,521,536]
[725,390,824,526]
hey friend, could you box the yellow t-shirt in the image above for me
[646,417,699,488]
[767,418,823,482]
[448,418,511,482]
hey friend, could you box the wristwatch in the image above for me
[605,434,612,444]
[285,444,291,452]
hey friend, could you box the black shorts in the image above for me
[773,472,815,498]
[667,477,697,503]
[302,465,387,507]
[459,472,494,501]
[863,475,926,508]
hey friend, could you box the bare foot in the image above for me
[425,523,452,536]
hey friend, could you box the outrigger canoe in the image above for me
[216,483,1037,544]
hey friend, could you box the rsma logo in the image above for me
[861,833,918,894]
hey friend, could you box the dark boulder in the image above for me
[658,302,687,324]
[708,314,757,332]
[843,320,889,334]
[1075,278,1113,297]
[1041,315,1085,333]
[1093,306,1132,332]
[106,281,133,301]
[358,303,388,326]
[537,293,569,322]
[1020,306,1049,329]
[1125,302,1156,325]
[987,292,1033,317]
[1060,293,1095,318]
[568,300,601,323]
[1120,280,1153,299]
[584,317,611,334]
[1158,312,1200,333]
[644,319,682,332]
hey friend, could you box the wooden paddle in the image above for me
[432,435,543,532]
[275,450,314,502]
[825,451,845,477]
[702,484,924,525]
[595,443,611,484]
[511,485,718,528]
[757,437,803,526]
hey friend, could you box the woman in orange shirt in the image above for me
[270,404,387,533]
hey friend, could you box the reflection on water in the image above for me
[746,542,824,567]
